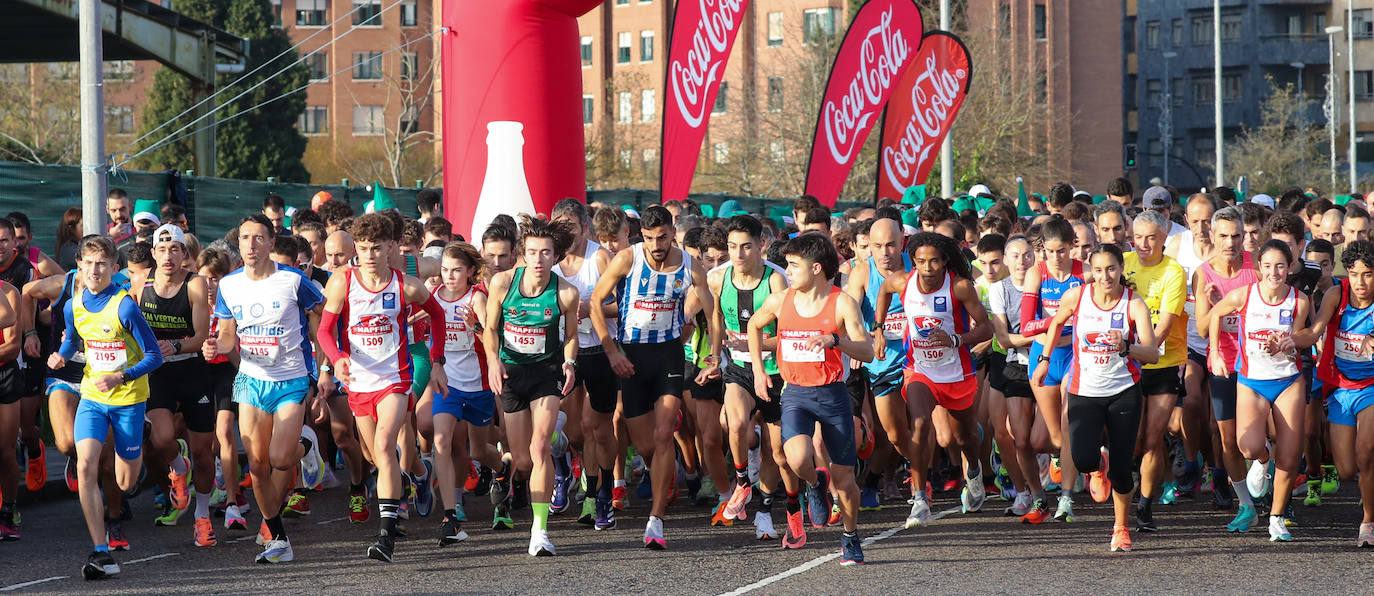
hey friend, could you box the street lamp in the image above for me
[1161,51,1178,185]
[1326,25,1343,192]
[1350,0,1358,193]
[1214,0,1224,186]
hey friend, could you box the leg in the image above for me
[1103,390,1144,529]
[1136,392,1176,500]
[1006,397,1044,496]
[215,410,240,507]
[328,393,366,486]
[692,397,729,500]
[1266,381,1306,517]
[904,382,938,495]
[76,438,110,546]
[1355,408,1374,523]
[144,407,179,494]
[432,413,460,513]
[49,389,81,457]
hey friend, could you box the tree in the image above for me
[334,29,440,188]
[1205,76,1329,196]
[0,64,82,164]
[128,0,219,172]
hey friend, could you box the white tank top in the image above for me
[556,240,609,348]
[900,272,974,383]
[345,268,410,393]
[1067,287,1140,397]
[1237,284,1300,380]
[434,285,486,393]
[1175,230,1209,354]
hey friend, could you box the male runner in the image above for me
[748,232,874,564]
[1167,194,1216,503]
[204,214,325,564]
[0,279,22,539]
[589,205,720,550]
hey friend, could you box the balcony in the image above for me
[1255,33,1331,67]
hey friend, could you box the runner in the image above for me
[746,232,874,564]
[973,234,1032,516]
[678,226,730,516]
[48,236,164,578]
[874,232,994,523]
[1167,194,1216,504]
[1034,243,1158,551]
[589,205,719,550]
[1206,239,1312,542]
[316,213,449,562]
[0,279,22,539]
[481,223,519,280]
[196,248,252,531]
[204,214,326,564]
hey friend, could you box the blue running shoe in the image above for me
[413,460,435,518]
[806,469,832,529]
[840,532,864,565]
[860,487,881,511]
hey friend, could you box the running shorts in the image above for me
[620,340,684,419]
[903,371,978,412]
[348,382,413,422]
[74,399,147,460]
[148,358,214,433]
[0,360,23,405]
[1237,373,1302,403]
[1139,365,1183,398]
[1209,374,1238,421]
[721,362,783,424]
[867,362,905,399]
[434,387,495,427]
[208,361,237,412]
[1327,384,1374,427]
[998,361,1034,399]
[233,374,309,415]
[686,361,724,403]
[576,348,620,414]
[780,382,857,467]
[499,360,563,414]
[409,342,433,399]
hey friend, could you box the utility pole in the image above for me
[1327,25,1344,193]
[1349,0,1358,193]
[1213,0,1224,186]
[939,0,953,199]
[80,0,107,236]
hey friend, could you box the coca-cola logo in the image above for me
[822,7,912,164]
[878,32,972,198]
[669,0,746,128]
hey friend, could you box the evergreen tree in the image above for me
[129,0,218,171]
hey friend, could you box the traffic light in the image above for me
[1123,143,1138,171]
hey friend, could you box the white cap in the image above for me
[902,224,918,236]
[968,184,991,197]
[1250,194,1275,209]
[623,208,641,220]
[152,223,185,249]
[133,212,160,226]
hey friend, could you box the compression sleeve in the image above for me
[1020,291,1051,337]
[317,308,347,364]
[422,295,447,362]
[118,295,163,380]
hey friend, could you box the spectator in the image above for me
[107,188,133,240]
[161,203,189,231]
[263,193,290,235]
[416,188,442,224]
[55,207,82,271]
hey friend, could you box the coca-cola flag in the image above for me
[803,0,923,207]
[876,31,972,202]
[660,0,750,202]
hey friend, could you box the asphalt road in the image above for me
[3,480,1373,594]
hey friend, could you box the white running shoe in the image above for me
[1268,515,1291,542]
[256,538,294,564]
[299,426,324,490]
[961,467,986,513]
[643,516,666,550]
[753,511,778,540]
[1005,492,1033,517]
[905,497,932,529]
[1246,460,1273,499]
[528,528,555,556]
[1054,495,1076,523]
[1358,522,1374,548]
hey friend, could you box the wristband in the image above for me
[23,329,36,338]
[831,333,840,349]
[1036,354,1050,364]
[952,334,961,348]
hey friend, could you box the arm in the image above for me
[1035,285,1081,355]
[1018,266,1051,336]
[22,275,64,357]
[1294,286,1341,348]
[0,280,15,332]
[32,251,63,278]
[1289,294,1314,350]
[871,271,906,356]
[748,292,784,400]
[1206,287,1246,377]
[315,271,351,381]
[1148,265,1188,348]
[693,260,722,379]
[590,250,635,377]
[1192,269,1211,340]
[0,285,21,363]
[118,295,164,380]
[180,276,210,355]
[834,293,875,363]
[951,278,993,348]
[843,259,870,309]
[403,275,448,363]
[55,297,79,361]
[484,271,512,395]
[559,280,580,395]
[1126,296,1160,365]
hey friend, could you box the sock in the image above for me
[586,474,600,498]
[842,529,858,539]
[350,482,366,495]
[298,435,314,456]
[600,469,615,498]
[1032,490,1045,501]
[760,486,774,512]
[735,465,749,486]
[379,498,400,536]
[94,544,109,553]
[195,491,212,519]
[226,504,241,519]
[532,502,550,530]
[786,491,801,514]
[966,463,982,480]
[1231,480,1254,507]
[170,456,188,476]
[614,479,627,489]
[685,472,698,481]
[27,445,41,459]
[1138,495,1153,508]
[265,515,286,541]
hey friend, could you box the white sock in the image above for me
[170,456,188,476]
[1231,480,1254,507]
[195,491,212,519]
[614,479,627,488]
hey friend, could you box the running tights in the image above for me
[1067,386,1142,493]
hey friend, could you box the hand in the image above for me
[111,222,133,238]
[1362,334,1374,357]
[316,372,336,398]
[202,336,218,361]
[724,335,749,354]
[850,357,863,371]
[925,328,955,348]
[1209,351,1231,378]
[561,361,577,395]
[1204,282,1221,303]
[333,357,354,385]
[577,300,591,320]
[428,366,449,399]
[47,352,67,370]
[93,372,123,392]
[24,334,40,358]
[694,361,720,385]
[462,306,481,332]
[1031,360,1049,387]
[488,360,507,396]
[608,350,635,378]
[753,364,773,402]
[803,333,834,352]
[872,330,887,358]
[310,394,328,424]
[158,340,176,357]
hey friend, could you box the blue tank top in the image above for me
[616,244,692,344]
[861,254,911,371]
[1038,260,1085,338]
[1334,298,1374,380]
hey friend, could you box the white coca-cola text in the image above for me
[669,0,746,128]
[822,7,912,164]
[882,49,965,192]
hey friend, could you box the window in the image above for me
[1147,139,1162,167]
[353,1,382,26]
[767,76,783,111]
[998,3,1010,40]
[1147,79,1161,106]
[1171,19,1183,46]
[1146,21,1160,49]
[803,8,840,44]
[640,31,654,62]
[769,140,784,163]
[1223,73,1242,103]
[618,91,632,124]
[1192,78,1212,104]
[1220,14,1242,42]
[1355,10,1374,39]
[1315,14,1327,34]
[1288,15,1303,37]
[714,81,728,113]
[400,106,419,134]
[103,60,135,81]
[1356,71,1374,101]
[400,1,417,27]
[353,105,383,135]
[713,142,729,164]
[401,52,418,81]
[583,95,594,124]
[1172,77,1183,105]
[298,106,327,135]
[306,52,328,81]
[1194,136,1214,159]
[619,150,632,168]
[581,36,593,66]
[616,0,629,5]
[641,89,655,122]
[617,32,631,64]
[768,11,783,46]
[1192,16,1212,44]
[1034,4,1047,41]
[352,51,382,80]
[642,149,656,164]
[296,0,326,26]
[1035,74,1046,104]
[271,0,282,27]
[106,106,134,135]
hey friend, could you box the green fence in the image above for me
[0,161,869,254]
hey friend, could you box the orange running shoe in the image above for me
[710,501,735,527]
[194,518,217,547]
[464,460,479,492]
[1021,497,1052,525]
[1110,525,1132,552]
[723,482,753,521]
[168,456,191,510]
[1049,457,1063,485]
[781,510,806,549]
[255,520,272,546]
[239,474,253,490]
[1088,471,1112,504]
[24,443,46,492]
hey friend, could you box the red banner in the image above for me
[659,0,750,203]
[802,0,923,207]
[876,31,972,202]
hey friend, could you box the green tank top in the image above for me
[974,274,1005,355]
[721,265,779,375]
[498,267,562,365]
[683,312,711,368]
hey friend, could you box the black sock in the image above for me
[0,501,13,522]
[298,435,314,456]
[599,468,614,498]
[735,465,749,486]
[586,474,600,499]
[26,445,41,459]
[786,491,801,514]
[864,471,883,490]
[350,482,365,495]
[379,498,400,536]
[966,463,981,480]
[843,530,858,539]
[265,515,286,541]
[760,487,774,512]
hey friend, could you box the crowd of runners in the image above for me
[0,179,1372,579]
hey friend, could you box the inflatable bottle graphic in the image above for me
[469,121,536,242]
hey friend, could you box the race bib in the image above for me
[779,331,825,363]
[1334,329,1370,362]
[503,322,546,355]
[446,320,475,353]
[86,339,127,373]
[350,317,399,359]
[881,318,907,342]
[1244,332,1292,369]
[1220,314,1240,333]
[625,299,676,332]
[240,335,282,367]
[728,330,753,363]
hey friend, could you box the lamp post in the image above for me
[1161,51,1178,185]
[1293,61,1306,173]
[1350,0,1357,193]
[1327,25,1344,193]
[1214,0,1224,186]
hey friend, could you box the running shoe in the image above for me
[106,521,129,551]
[1135,500,1157,532]
[1246,459,1273,499]
[840,532,865,565]
[550,470,573,515]
[961,467,986,513]
[528,528,556,556]
[155,501,185,526]
[1282,501,1296,527]
[754,511,778,540]
[256,538,294,564]
[491,502,514,531]
[299,426,324,490]
[224,506,247,531]
[168,456,191,510]
[1303,480,1322,506]
[439,516,469,546]
[781,510,806,549]
[643,516,666,550]
[827,503,842,527]
[860,487,881,511]
[490,454,512,506]
[1021,497,1051,524]
[255,520,272,546]
[1054,495,1076,523]
[0,516,18,540]
[194,517,217,547]
[282,492,311,518]
[1159,481,1178,505]
[723,482,753,521]
[368,532,396,563]
[1268,515,1292,542]
[473,464,493,497]
[464,460,480,492]
[24,443,46,493]
[1291,473,1309,496]
[905,497,932,529]
[1087,471,1111,504]
[1321,465,1340,495]
[1004,492,1032,517]
[1227,503,1258,532]
[806,469,833,529]
[1038,454,1057,492]
[1049,456,1063,485]
[82,550,120,580]
[611,485,629,511]
[578,497,596,525]
[65,456,79,493]
[1357,522,1374,548]
[710,500,735,527]
[594,496,616,531]
[349,491,370,524]
[1110,525,1132,552]
[413,460,435,518]
[453,503,466,522]
[1212,476,1235,510]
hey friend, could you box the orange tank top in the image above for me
[776,287,845,387]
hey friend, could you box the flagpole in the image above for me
[939,0,953,199]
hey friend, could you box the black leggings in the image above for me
[1067,386,1142,494]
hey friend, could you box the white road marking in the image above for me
[719,506,962,596]
[316,516,350,525]
[1,577,67,591]
[124,552,180,565]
